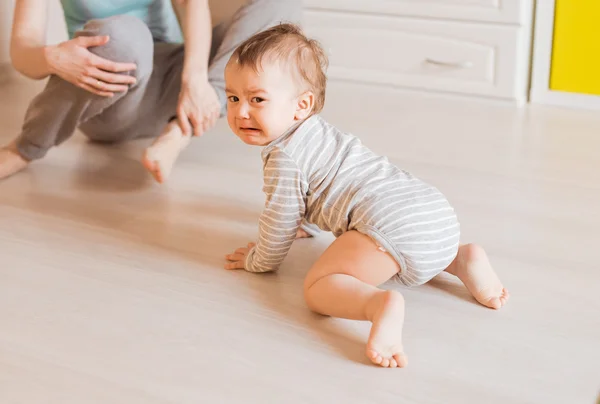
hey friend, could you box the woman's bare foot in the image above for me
[142,120,191,184]
[0,142,29,180]
[295,228,313,239]
[445,243,509,309]
[365,290,408,368]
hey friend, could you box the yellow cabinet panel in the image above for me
[550,0,600,95]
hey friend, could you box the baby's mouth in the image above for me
[240,127,260,132]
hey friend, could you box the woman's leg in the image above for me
[138,43,187,184]
[141,0,303,183]
[76,15,155,142]
[0,15,154,180]
[303,231,409,368]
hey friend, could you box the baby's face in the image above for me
[225,60,305,146]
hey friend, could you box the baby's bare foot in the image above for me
[366,290,408,368]
[142,120,191,184]
[0,142,29,180]
[295,228,313,239]
[446,243,509,309]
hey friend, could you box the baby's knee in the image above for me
[302,277,320,312]
[303,287,321,314]
[79,15,154,79]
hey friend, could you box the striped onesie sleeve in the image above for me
[244,148,307,273]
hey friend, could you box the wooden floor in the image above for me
[1,76,599,404]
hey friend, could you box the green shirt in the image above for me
[60,0,183,42]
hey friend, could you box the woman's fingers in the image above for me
[91,53,137,73]
[76,35,110,48]
[177,108,192,136]
[92,68,137,85]
[77,81,113,97]
[81,75,127,93]
[188,113,201,136]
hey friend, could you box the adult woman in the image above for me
[0,0,301,182]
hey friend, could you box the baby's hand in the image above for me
[224,242,255,270]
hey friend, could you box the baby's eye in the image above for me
[228,96,239,102]
[251,97,265,103]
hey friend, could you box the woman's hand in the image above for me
[45,35,137,97]
[176,76,221,137]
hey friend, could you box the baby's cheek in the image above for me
[226,113,235,129]
[261,111,279,130]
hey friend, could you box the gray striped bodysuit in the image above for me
[244,115,461,286]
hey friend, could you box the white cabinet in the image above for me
[304,0,530,24]
[303,0,534,103]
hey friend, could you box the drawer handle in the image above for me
[425,58,473,69]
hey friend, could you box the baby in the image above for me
[224,23,509,368]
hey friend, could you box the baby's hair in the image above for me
[231,23,329,115]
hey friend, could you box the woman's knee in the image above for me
[78,15,154,79]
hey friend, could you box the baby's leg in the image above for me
[444,243,509,309]
[303,230,408,368]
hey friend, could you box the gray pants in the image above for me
[16,0,302,161]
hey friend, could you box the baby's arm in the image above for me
[244,149,308,273]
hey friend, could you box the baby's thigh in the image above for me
[303,230,401,290]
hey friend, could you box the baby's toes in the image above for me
[393,353,408,368]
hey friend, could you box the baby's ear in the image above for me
[295,91,315,120]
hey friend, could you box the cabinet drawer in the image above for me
[304,0,532,25]
[303,10,528,100]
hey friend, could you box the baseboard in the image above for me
[530,88,600,110]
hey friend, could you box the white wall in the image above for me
[0,0,15,64]
[0,0,67,65]
[46,0,69,45]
